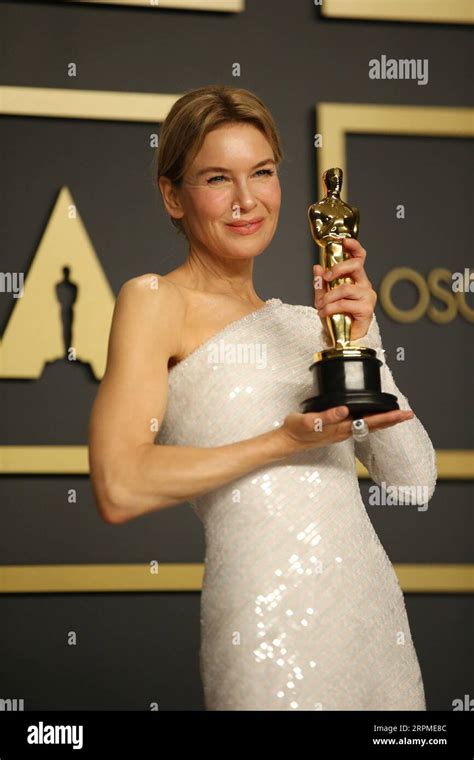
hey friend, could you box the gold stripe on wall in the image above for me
[358,450,474,480]
[0,447,89,474]
[0,564,472,594]
[0,446,472,479]
[0,564,203,593]
[0,86,181,122]
[322,0,473,24]
[396,564,474,593]
[71,0,244,10]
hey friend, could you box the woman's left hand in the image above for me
[313,238,377,342]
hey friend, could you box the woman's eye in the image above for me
[207,169,274,184]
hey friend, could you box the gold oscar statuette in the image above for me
[301,167,399,417]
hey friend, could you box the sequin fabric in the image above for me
[155,298,437,710]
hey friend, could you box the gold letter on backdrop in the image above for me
[0,186,115,380]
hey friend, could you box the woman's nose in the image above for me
[232,185,257,210]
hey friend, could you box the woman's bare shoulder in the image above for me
[118,273,186,313]
[114,273,187,358]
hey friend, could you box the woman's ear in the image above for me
[159,176,185,221]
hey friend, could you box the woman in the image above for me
[88,85,437,711]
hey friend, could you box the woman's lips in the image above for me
[225,219,264,235]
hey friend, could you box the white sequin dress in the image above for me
[155,298,437,710]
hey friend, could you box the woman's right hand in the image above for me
[280,405,415,452]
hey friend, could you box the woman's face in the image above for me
[172,122,281,260]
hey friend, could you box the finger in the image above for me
[372,418,413,431]
[324,258,371,287]
[329,410,414,438]
[341,238,367,262]
[318,297,374,320]
[306,405,350,429]
[313,264,326,294]
[320,283,372,305]
[365,410,414,429]
[314,264,330,310]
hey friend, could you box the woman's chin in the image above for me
[219,229,274,258]
[221,242,269,260]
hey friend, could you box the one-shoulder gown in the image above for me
[155,298,437,710]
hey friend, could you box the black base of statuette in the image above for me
[301,345,399,417]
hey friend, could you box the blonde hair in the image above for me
[154,85,284,237]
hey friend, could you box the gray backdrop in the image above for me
[0,0,472,710]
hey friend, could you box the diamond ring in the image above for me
[352,418,369,441]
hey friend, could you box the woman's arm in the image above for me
[88,275,292,524]
[351,314,438,504]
